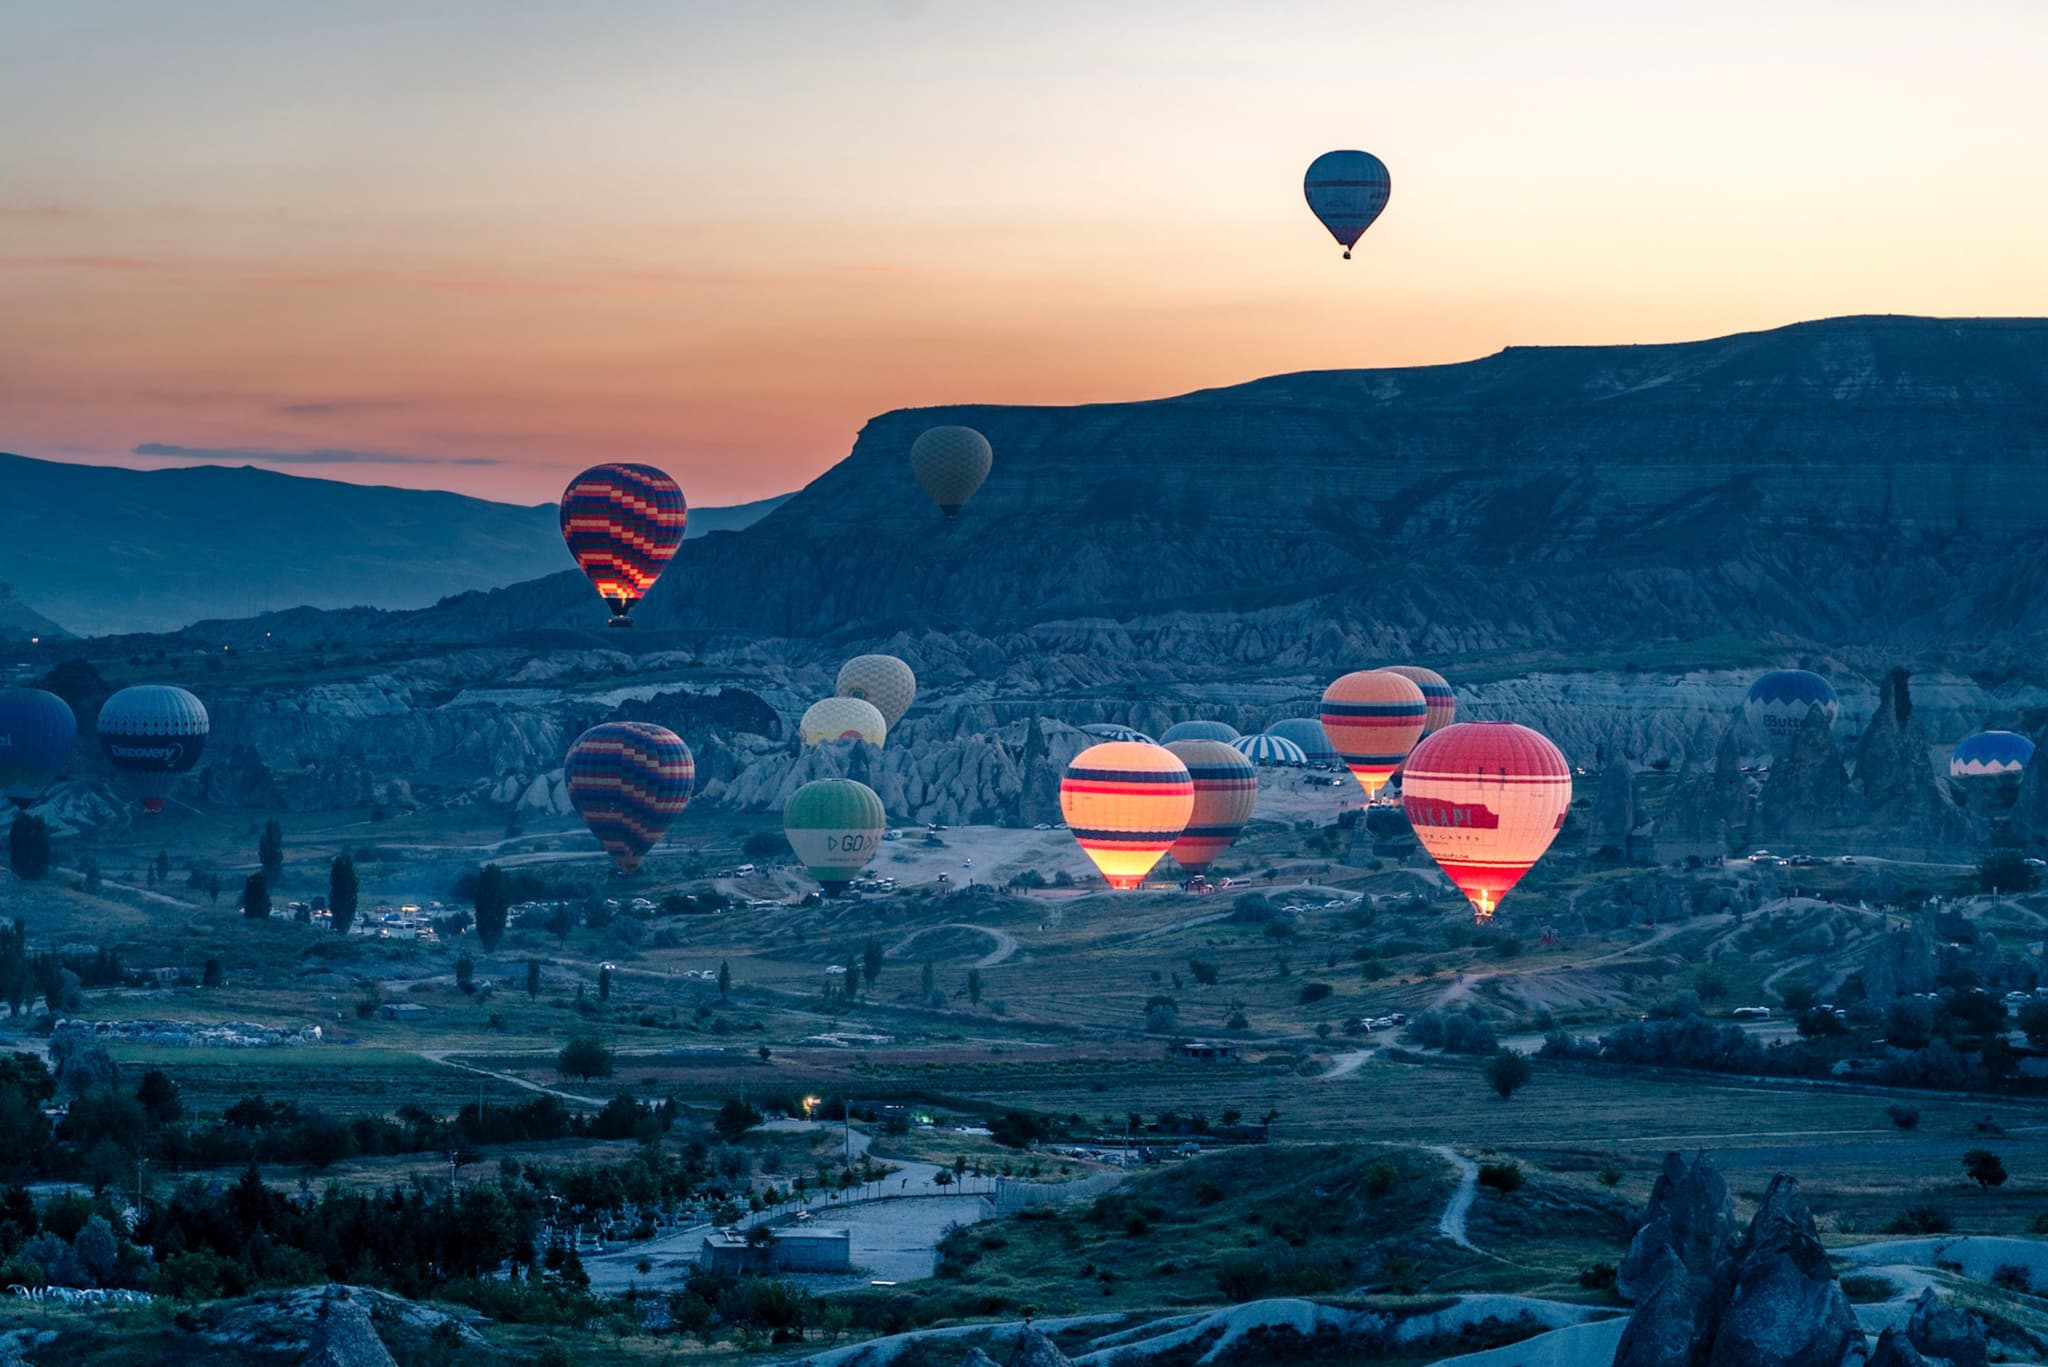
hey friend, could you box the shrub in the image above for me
[1298,981,1334,1005]
[556,1034,613,1080]
[1884,1104,1920,1132]
[1477,1160,1524,1194]
[1215,1252,1274,1302]
[1885,1205,1952,1235]
[1484,1051,1532,1100]
[1578,1262,1617,1291]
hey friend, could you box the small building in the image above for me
[379,1002,430,1022]
[698,1227,851,1275]
[1173,1040,1239,1063]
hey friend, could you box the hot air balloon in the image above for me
[800,697,887,748]
[98,685,208,814]
[1231,732,1307,767]
[837,654,916,730]
[1159,720,1241,745]
[1304,150,1391,259]
[560,463,688,627]
[0,688,76,810]
[1163,740,1257,873]
[1321,671,1427,799]
[565,722,695,873]
[1951,730,2034,781]
[910,426,992,521]
[1081,723,1154,744]
[784,779,887,895]
[1059,742,1194,891]
[1402,722,1571,924]
[1266,717,1337,765]
[1744,670,1839,760]
[1384,666,1456,737]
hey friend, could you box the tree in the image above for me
[202,957,223,988]
[714,1097,761,1140]
[1484,1050,1532,1100]
[1963,1149,2008,1190]
[6,816,50,882]
[556,1034,613,1081]
[1978,850,2037,895]
[718,959,731,999]
[136,1069,183,1125]
[1189,958,1220,986]
[205,873,222,907]
[456,952,475,993]
[472,863,510,950]
[1885,1104,1921,1132]
[258,819,284,889]
[862,937,883,989]
[2017,999,2048,1049]
[526,959,541,999]
[920,960,936,1002]
[843,946,861,997]
[241,873,270,920]
[546,904,574,943]
[328,853,359,935]
[153,849,171,886]
[966,968,983,1005]
[597,965,611,1002]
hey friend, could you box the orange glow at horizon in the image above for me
[4,1,2047,506]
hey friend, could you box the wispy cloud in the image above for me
[133,442,503,468]
[273,398,421,418]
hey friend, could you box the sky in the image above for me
[4,0,2047,507]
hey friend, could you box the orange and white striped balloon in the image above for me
[1320,670,1427,798]
[1384,665,1455,737]
[1401,721,1571,923]
[1164,739,1258,872]
[1060,742,1194,890]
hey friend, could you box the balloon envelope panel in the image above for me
[1951,730,2035,779]
[784,779,887,889]
[1231,733,1307,767]
[800,697,888,748]
[1060,742,1194,890]
[560,463,687,617]
[1402,722,1571,922]
[837,655,917,730]
[909,426,993,517]
[1164,740,1256,871]
[1266,717,1336,763]
[1383,666,1456,736]
[98,684,209,812]
[1321,670,1427,796]
[1304,149,1391,250]
[1159,721,1241,744]
[566,722,695,872]
[1744,670,1840,759]
[0,688,76,807]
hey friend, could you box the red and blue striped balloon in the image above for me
[560,464,688,626]
[565,722,695,873]
[0,687,77,809]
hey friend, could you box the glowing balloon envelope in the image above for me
[565,722,695,873]
[1384,666,1456,737]
[0,688,76,810]
[910,426,992,520]
[1744,670,1839,760]
[97,684,209,814]
[1304,149,1391,259]
[1402,721,1572,923]
[784,779,887,894]
[836,654,917,730]
[1059,741,1194,891]
[1164,740,1257,873]
[1321,670,1427,798]
[800,697,888,748]
[560,463,688,627]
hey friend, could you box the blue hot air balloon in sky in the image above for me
[1951,730,2034,781]
[1304,149,1391,259]
[1744,670,1839,760]
[0,687,76,809]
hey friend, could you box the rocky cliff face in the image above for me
[1613,1153,1856,1367]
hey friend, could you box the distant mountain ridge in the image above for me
[175,314,2048,664]
[0,583,68,643]
[0,454,788,636]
